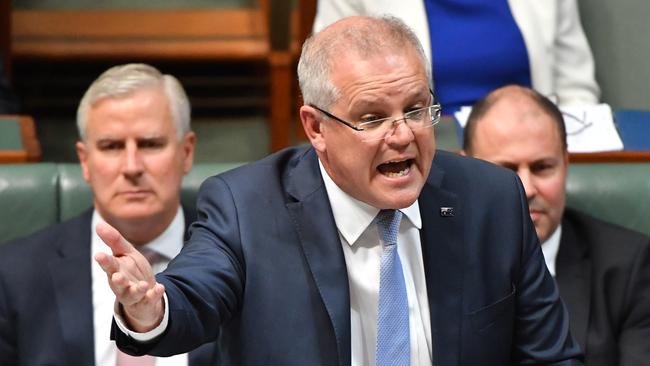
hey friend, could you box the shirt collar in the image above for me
[318,160,422,246]
[91,206,185,261]
[541,225,562,277]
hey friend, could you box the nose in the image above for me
[384,118,415,146]
[123,141,144,183]
[517,168,537,200]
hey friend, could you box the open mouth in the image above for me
[377,159,414,178]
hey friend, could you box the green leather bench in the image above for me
[0,163,242,243]
[0,162,648,243]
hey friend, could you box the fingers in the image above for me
[95,251,119,275]
[96,222,134,256]
[110,275,164,307]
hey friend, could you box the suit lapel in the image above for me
[285,149,351,366]
[48,211,95,366]
[418,162,463,365]
[555,215,591,351]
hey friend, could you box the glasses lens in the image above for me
[361,105,441,141]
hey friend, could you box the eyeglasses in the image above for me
[310,101,442,142]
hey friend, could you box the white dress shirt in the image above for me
[541,225,562,277]
[92,207,188,366]
[320,162,433,366]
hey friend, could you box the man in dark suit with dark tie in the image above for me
[95,17,583,365]
[463,84,650,366]
[0,63,219,365]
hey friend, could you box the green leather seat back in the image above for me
[0,163,59,242]
[181,163,244,213]
[1,161,647,244]
[58,163,93,221]
[54,163,244,222]
[0,162,245,244]
[566,163,650,236]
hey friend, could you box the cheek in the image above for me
[145,153,185,186]
[86,157,121,189]
[539,177,566,209]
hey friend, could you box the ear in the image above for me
[299,105,327,153]
[76,140,91,183]
[181,131,196,174]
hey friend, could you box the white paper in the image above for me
[454,103,624,153]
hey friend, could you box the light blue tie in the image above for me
[376,209,410,366]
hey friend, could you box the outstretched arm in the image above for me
[94,222,166,333]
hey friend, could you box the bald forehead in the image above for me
[316,17,415,58]
[472,96,562,151]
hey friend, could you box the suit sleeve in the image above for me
[510,175,584,365]
[0,265,19,365]
[618,237,650,365]
[113,175,245,356]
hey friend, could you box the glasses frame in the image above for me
[309,91,442,138]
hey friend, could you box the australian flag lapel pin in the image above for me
[439,207,454,217]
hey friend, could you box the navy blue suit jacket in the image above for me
[0,209,218,366]
[114,147,582,365]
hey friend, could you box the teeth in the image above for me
[385,166,410,177]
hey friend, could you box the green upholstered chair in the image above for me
[0,162,243,243]
[566,163,650,236]
[0,161,648,244]
[0,163,59,241]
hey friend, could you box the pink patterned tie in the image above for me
[115,247,162,366]
[115,351,155,366]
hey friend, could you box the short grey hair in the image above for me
[76,63,191,141]
[297,15,432,108]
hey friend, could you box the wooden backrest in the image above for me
[12,0,271,61]
[0,0,10,76]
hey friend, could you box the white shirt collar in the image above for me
[541,225,562,277]
[91,206,185,260]
[318,160,422,246]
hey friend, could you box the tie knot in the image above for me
[139,247,163,266]
[376,209,402,246]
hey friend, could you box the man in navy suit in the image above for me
[0,64,219,365]
[463,85,650,366]
[96,17,583,365]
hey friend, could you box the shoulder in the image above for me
[0,211,92,269]
[200,146,314,193]
[432,150,522,197]
[563,208,650,263]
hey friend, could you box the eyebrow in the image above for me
[349,88,431,112]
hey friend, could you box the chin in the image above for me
[375,191,419,210]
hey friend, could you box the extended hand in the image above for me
[94,222,165,332]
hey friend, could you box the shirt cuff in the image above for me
[113,292,169,342]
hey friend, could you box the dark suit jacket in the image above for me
[557,208,650,366]
[0,208,218,366]
[114,146,582,365]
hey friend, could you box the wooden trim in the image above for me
[12,9,270,60]
[0,0,10,77]
[269,51,293,151]
[0,115,41,163]
[569,151,650,163]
